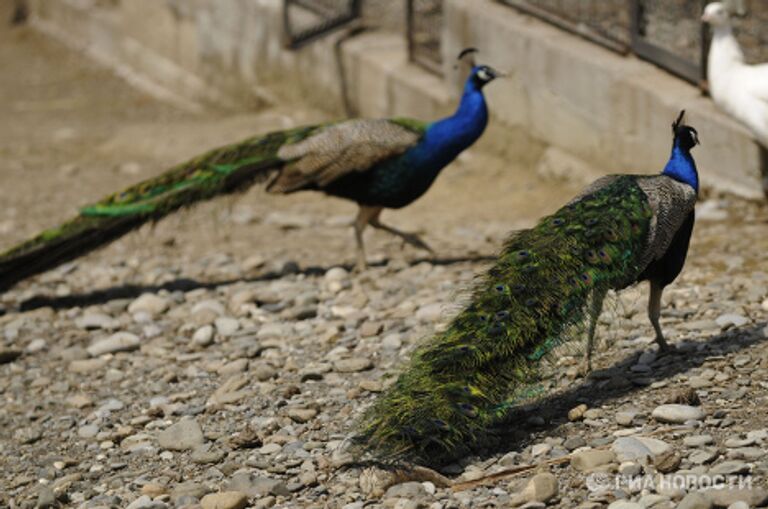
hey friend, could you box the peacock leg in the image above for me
[353,206,382,271]
[369,211,434,254]
[648,280,672,352]
[582,288,606,375]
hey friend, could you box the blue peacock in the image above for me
[0,49,501,292]
[355,111,700,467]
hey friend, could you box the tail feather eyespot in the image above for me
[458,403,479,418]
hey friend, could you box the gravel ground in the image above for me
[1,22,768,509]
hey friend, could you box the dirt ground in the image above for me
[2,18,768,509]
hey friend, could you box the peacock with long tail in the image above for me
[355,111,699,467]
[0,49,500,293]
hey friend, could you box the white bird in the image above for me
[702,2,768,146]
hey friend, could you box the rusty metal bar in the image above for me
[283,0,361,50]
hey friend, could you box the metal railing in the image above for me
[283,0,361,49]
[499,0,767,86]
[406,0,444,75]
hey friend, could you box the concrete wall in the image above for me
[26,0,766,199]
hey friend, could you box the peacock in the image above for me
[0,49,501,293]
[355,111,699,467]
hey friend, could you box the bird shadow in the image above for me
[13,254,496,312]
[470,322,768,466]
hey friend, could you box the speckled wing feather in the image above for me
[269,119,424,193]
[635,175,697,268]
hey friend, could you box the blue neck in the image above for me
[414,80,489,167]
[662,141,699,192]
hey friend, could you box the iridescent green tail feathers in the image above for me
[0,125,317,293]
[354,176,655,467]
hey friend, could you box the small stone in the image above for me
[676,492,713,509]
[128,293,169,315]
[726,502,749,509]
[531,443,551,457]
[415,303,443,323]
[217,358,249,376]
[87,332,140,356]
[215,317,240,337]
[67,394,93,408]
[192,325,215,346]
[333,357,373,373]
[251,362,276,381]
[684,435,714,447]
[141,483,167,497]
[706,488,768,508]
[191,444,226,464]
[26,338,47,353]
[157,418,204,451]
[652,404,704,423]
[618,462,642,477]
[616,410,638,426]
[78,424,99,439]
[708,460,750,475]
[564,436,587,451]
[200,491,248,509]
[715,313,749,328]
[381,333,403,349]
[359,380,383,392]
[36,487,57,509]
[654,449,681,473]
[571,449,616,471]
[15,427,42,444]
[259,443,282,455]
[607,501,643,509]
[612,437,653,462]
[385,481,427,499]
[359,321,383,338]
[521,473,558,503]
[324,267,349,282]
[568,404,588,422]
[76,312,119,330]
[286,408,317,423]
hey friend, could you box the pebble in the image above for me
[68,358,107,373]
[128,293,170,315]
[571,449,616,471]
[333,357,373,373]
[676,492,713,509]
[415,303,443,322]
[519,473,558,504]
[157,418,204,451]
[651,404,704,423]
[192,325,215,346]
[215,317,240,336]
[200,491,249,509]
[87,332,141,356]
[706,488,768,508]
[715,313,749,328]
[76,312,119,330]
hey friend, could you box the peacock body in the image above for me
[355,113,700,467]
[0,62,501,292]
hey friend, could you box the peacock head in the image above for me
[672,110,700,151]
[701,2,730,27]
[457,48,505,90]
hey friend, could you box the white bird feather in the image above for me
[702,2,768,146]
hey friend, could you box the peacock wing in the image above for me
[269,118,425,193]
[634,175,697,268]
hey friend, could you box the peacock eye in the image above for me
[477,68,490,81]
